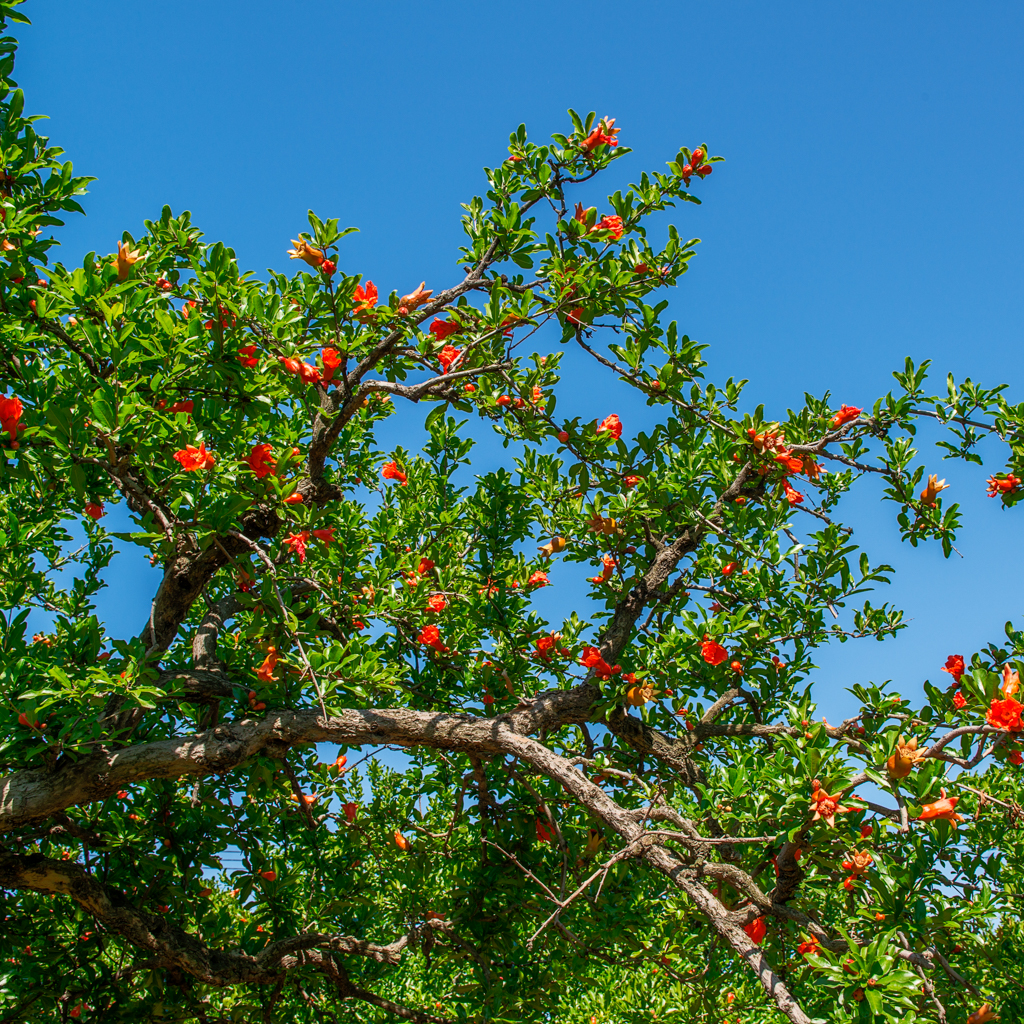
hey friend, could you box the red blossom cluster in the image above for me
[417,624,449,655]
[580,646,621,679]
[680,147,713,186]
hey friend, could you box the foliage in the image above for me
[0,4,1022,1022]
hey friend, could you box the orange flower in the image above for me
[887,735,926,779]
[173,442,215,472]
[399,281,432,311]
[743,916,766,944]
[966,1004,999,1024]
[580,117,619,153]
[941,654,965,683]
[919,473,949,506]
[1001,664,1020,698]
[417,624,449,654]
[597,413,622,440]
[952,690,967,709]
[112,240,142,281]
[257,647,280,683]
[426,594,447,613]
[588,554,616,585]
[598,214,624,240]
[797,936,820,956]
[700,636,728,666]
[809,782,846,828]
[0,394,23,445]
[286,238,325,267]
[987,696,1023,732]
[783,481,804,505]
[437,345,461,373]
[624,475,641,489]
[987,473,1021,497]
[746,426,785,453]
[245,443,277,479]
[382,461,408,486]
[831,404,862,428]
[352,280,378,321]
[430,318,461,342]
[527,571,549,587]
[916,788,963,827]
[774,450,804,475]
[394,830,410,851]
[343,801,357,823]
[84,502,105,520]
[534,634,567,662]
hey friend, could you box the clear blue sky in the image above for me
[18,1,1024,720]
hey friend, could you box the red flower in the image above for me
[0,394,23,445]
[426,594,447,613]
[527,571,549,587]
[280,355,321,385]
[321,259,336,276]
[597,414,622,440]
[952,690,966,710]
[580,645,621,680]
[352,280,378,321]
[284,531,310,563]
[580,117,619,153]
[173,442,215,472]
[430,318,461,342]
[84,502,105,520]
[700,636,728,666]
[236,344,259,368]
[987,473,1021,497]
[496,395,511,407]
[831,405,862,428]
[382,461,408,486]
[783,481,804,505]
[531,385,543,406]
[164,400,193,414]
[743,917,766,944]
[623,475,641,489]
[1010,751,1023,767]
[343,802,357,823]
[598,215,624,240]
[987,696,1023,732]
[283,493,304,504]
[321,347,342,384]
[438,345,461,373]
[722,561,740,577]
[311,528,335,546]
[245,443,277,479]
[535,818,553,843]
[941,654,965,683]
[418,558,435,574]
[535,635,567,662]
[417,624,449,654]
[797,936,820,956]
[566,307,586,325]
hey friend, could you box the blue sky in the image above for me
[17,1,1024,721]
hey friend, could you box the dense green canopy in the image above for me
[0,3,1021,1021]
